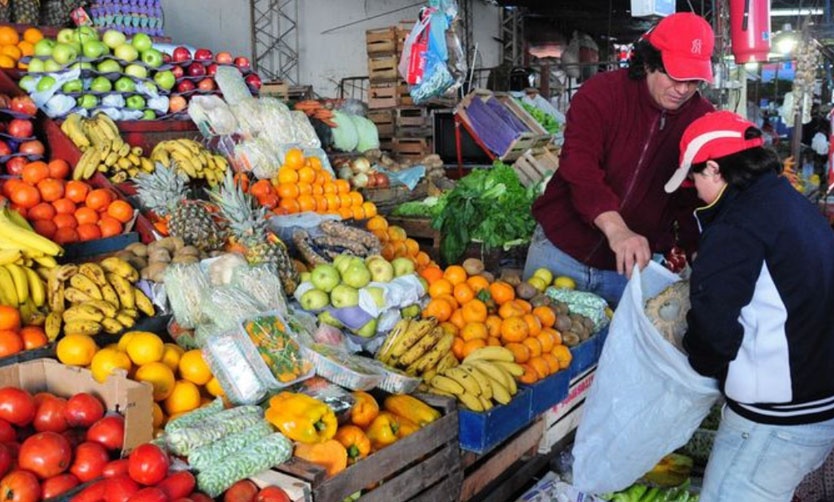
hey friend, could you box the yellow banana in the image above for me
[443,367,481,396]
[130,146,144,157]
[0,209,63,257]
[116,140,130,158]
[460,364,493,401]
[4,209,31,231]
[61,113,92,149]
[0,266,18,306]
[396,326,443,367]
[492,361,524,377]
[72,147,99,180]
[391,318,437,359]
[133,288,155,317]
[24,267,44,307]
[126,153,141,167]
[116,156,133,171]
[64,286,93,304]
[407,331,454,374]
[456,391,485,412]
[479,395,494,411]
[69,274,103,300]
[429,375,465,395]
[470,360,517,395]
[45,312,62,340]
[47,274,64,312]
[106,273,133,309]
[139,157,155,173]
[0,250,21,266]
[94,113,121,141]
[78,263,108,287]
[32,256,58,269]
[62,305,104,323]
[99,283,120,309]
[376,319,410,364]
[63,321,102,336]
[100,257,139,282]
[100,317,124,334]
[171,151,198,178]
[119,308,138,318]
[115,312,135,328]
[85,299,118,319]
[463,346,515,364]
[4,264,28,305]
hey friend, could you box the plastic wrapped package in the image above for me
[352,115,380,153]
[164,398,225,434]
[289,111,322,149]
[202,332,277,405]
[234,137,281,178]
[188,95,239,137]
[290,376,356,424]
[200,285,265,331]
[331,110,359,152]
[230,98,264,139]
[187,420,273,472]
[365,359,422,394]
[168,318,199,350]
[195,322,225,348]
[164,263,211,329]
[300,343,384,391]
[240,312,315,386]
[231,264,288,317]
[164,405,263,455]
[196,433,293,497]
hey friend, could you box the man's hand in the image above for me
[594,211,651,277]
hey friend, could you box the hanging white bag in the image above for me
[572,262,721,494]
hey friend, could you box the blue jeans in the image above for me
[523,225,628,306]
[701,406,834,501]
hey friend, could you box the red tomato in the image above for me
[61,427,87,449]
[65,393,105,428]
[172,499,194,502]
[18,431,72,479]
[32,395,68,433]
[40,473,80,499]
[223,479,259,502]
[72,479,107,502]
[104,474,140,502]
[127,444,169,486]
[70,441,110,482]
[0,443,12,479]
[0,470,40,502]
[157,471,195,500]
[102,459,130,478]
[86,415,125,452]
[126,487,167,502]
[0,388,36,427]
[0,419,14,443]
[255,486,292,502]
[190,493,214,502]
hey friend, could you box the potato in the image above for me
[141,262,167,282]
[124,242,148,257]
[171,254,200,265]
[148,248,171,264]
[175,245,201,257]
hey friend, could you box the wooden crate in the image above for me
[538,367,595,454]
[366,27,398,56]
[512,145,560,187]
[361,180,429,216]
[368,55,399,83]
[368,109,395,137]
[456,89,538,162]
[367,83,412,109]
[493,92,551,148]
[260,81,290,100]
[395,107,431,137]
[392,137,432,161]
[275,394,461,502]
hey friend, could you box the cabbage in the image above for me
[331,110,358,152]
[353,115,380,153]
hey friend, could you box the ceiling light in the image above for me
[770,8,823,16]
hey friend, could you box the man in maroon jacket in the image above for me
[524,12,716,305]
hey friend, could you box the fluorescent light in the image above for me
[771,8,823,16]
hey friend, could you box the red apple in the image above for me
[171,65,185,79]
[10,96,37,116]
[0,140,10,156]
[6,156,27,175]
[215,51,233,64]
[19,139,45,156]
[8,119,33,139]
[168,95,188,113]
[244,73,262,90]
[162,53,172,63]
[176,80,196,93]
[193,48,213,62]
[186,62,206,77]
[234,56,251,70]
[206,63,219,76]
[172,46,191,62]
[197,78,215,91]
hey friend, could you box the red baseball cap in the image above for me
[644,12,715,83]
[665,111,764,192]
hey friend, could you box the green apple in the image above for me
[131,33,153,53]
[36,76,57,92]
[43,59,63,72]
[342,262,371,289]
[366,256,394,283]
[310,263,340,293]
[75,26,99,44]
[142,109,156,120]
[33,39,56,58]
[391,257,416,277]
[97,59,122,73]
[18,75,37,92]
[153,69,175,90]
[141,48,163,68]
[400,304,422,319]
[90,76,112,93]
[113,43,139,63]
[125,95,146,110]
[353,318,378,338]
[300,272,312,283]
[26,58,45,73]
[330,284,359,309]
[52,43,78,65]
[61,79,83,93]
[102,29,127,49]
[77,94,98,109]
[82,40,108,59]
[318,310,343,328]
[56,28,75,45]
[300,288,330,311]
[124,63,148,79]
[113,76,136,93]
[365,286,386,308]
[69,61,94,71]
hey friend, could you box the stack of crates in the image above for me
[365,22,434,162]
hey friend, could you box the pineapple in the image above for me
[208,173,299,295]
[134,163,226,252]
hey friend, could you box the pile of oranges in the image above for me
[366,215,436,272]
[0,26,43,70]
[56,331,224,432]
[2,160,134,244]
[0,305,48,358]
[239,149,378,221]
[420,264,572,385]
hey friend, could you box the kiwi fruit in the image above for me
[462,257,485,276]
[555,315,573,332]
[479,271,495,283]
[530,293,552,307]
[562,332,581,347]
[515,282,537,300]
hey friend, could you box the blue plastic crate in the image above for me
[60,232,140,262]
[595,325,610,359]
[458,386,533,455]
[569,336,599,380]
[526,368,570,418]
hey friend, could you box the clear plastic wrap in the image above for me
[188,95,239,137]
[365,359,422,395]
[231,264,288,317]
[233,137,282,179]
[164,263,211,329]
[290,376,356,424]
[241,312,315,386]
[199,285,265,331]
[300,343,384,391]
[202,331,276,405]
[289,110,321,149]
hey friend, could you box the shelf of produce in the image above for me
[275,393,461,502]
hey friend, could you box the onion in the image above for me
[338,166,353,180]
[352,172,369,188]
[351,156,371,174]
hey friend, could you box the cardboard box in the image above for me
[0,359,153,455]
[538,367,595,454]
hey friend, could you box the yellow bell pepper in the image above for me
[366,411,400,450]
[383,395,440,427]
[395,414,420,439]
[334,425,371,463]
[350,391,379,428]
[265,391,338,444]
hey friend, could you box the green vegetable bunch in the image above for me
[519,100,562,135]
[432,162,536,264]
[600,480,698,502]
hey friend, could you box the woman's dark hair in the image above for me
[627,39,665,80]
[690,127,783,188]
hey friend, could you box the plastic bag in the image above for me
[164,263,211,329]
[231,263,288,317]
[240,312,315,386]
[399,14,432,84]
[571,263,720,494]
[199,285,265,331]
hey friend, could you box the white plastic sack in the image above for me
[572,262,720,494]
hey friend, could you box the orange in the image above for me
[466,275,490,293]
[314,195,328,212]
[297,166,316,184]
[52,227,78,245]
[250,179,272,198]
[32,219,57,239]
[56,334,97,366]
[325,194,340,211]
[485,315,502,338]
[361,201,377,218]
[448,309,465,330]
[47,159,70,179]
[522,336,543,358]
[518,363,538,384]
[314,170,329,185]
[21,162,49,185]
[0,306,21,331]
[151,402,165,429]
[552,345,573,370]
[85,189,113,211]
[0,45,20,61]
[278,198,301,214]
[461,299,487,324]
[513,299,533,314]
[422,298,453,322]
[0,27,18,46]
[164,380,202,415]
[528,356,550,379]
[351,205,365,220]
[16,40,33,57]
[64,181,90,204]
[489,281,515,305]
[415,251,431,267]
[349,192,363,206]
[487,336,502,347]
[322,182,337,194]
[284,148,304,169]
[90,348,132,383]
[9,183,40,208]
[20,326,47,350]
[0,330,22,357]
[498,301,526,320]
[27,202,56,221]
[74,206,99,225]
[439,322,459,336]
[296,194,314,212]
[76,223,102,242]
[381,243,396,261]
[460,322,488,342]
[443,265,467,286]
[160,343,184,371]
[338,193,353,208]
[276,183,300,199]
[125,332,164,365]
[297,183,313,196]
[107,200,134,223]
[461,339,487,358]
[523,313,542,337]
[451,337,465,360]
[205,377,225,398]
[428,278,453,298]
[52,198,76,215]
[338,207,354,220]
[500,316,529,343]
[504,342,530,364]
[420,266,444,285]
[98,216,123,238]
[37,178,65,202]
[541,353,561,375]
[276,167,299,184]
[387,225,406,242]
[435,294,459,311]
[22,27,43,44]
[542,327,562,346]
[453,283,475,305]
[135,362,176,401]
[366,215,388,232]
[53,213,78,229]
[334,179,351,194]
[0,55,15,69]
[532,306,556,328]
[178,349,212,385]
[536,331,556,353]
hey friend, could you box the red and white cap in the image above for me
[665,111,764,193]
[644,12,715,83]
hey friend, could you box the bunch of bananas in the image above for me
[0,253,46,324]
[0,206,62,269]
[45,257,155,340]
[64,113,155,183]
[375,318,456,379]
[151,139,229,187]
[426,347,524,412]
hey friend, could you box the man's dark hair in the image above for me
[690,127,783,188]
[627,39,665,80]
